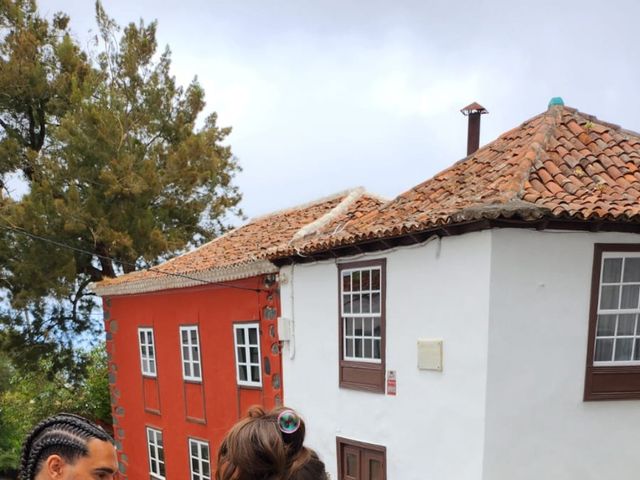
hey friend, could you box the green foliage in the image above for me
[0,0,242,369]
[0,343,111,474]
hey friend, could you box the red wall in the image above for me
[103,275,282,480]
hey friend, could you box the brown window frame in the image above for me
[336,437,386,480]
[338,259,386,393]
[584,243,640,401]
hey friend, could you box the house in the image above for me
[269,99,640,480]
[92,189,383,480]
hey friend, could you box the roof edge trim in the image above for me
[91,259,277,297]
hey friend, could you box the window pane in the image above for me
[238,347,246,363]
[139,330,145,342]
[159,461,165,477]
[352,271,361,291]
[202,445,209,461]
[600,285,620,309]
[184,362,192,377]
[345,318,353,336]
[346,453,357,476]
[248,328,258,345]
[239,365,247,381]
[595,338,614,361]
[623,257,640,282]
[251,366,260,381]
[362,270,370,290]
[343,273,351,292]
[364,339,372,358]
[147,331,153,344]
[191,442,198,456]
[354,318,363,335]
[203,461,210,477]
[363,318,372,336]
[621,285,640,309]
[192,458,199,473]
[617,314,636,335]
[352,294,361,314]
[355,338,362,357]
[373,318,381,336]
[236,328,245,344]
[193,363,201,378]
[346,339,353,357]
[362,293,371,313]
[374,339,381,359]
[603,258,623,283]
[157,432,163,447]
[191,330,198,343]
[635,339,640,360]
[250,347,259,363]
[148,345,154,357]
[372,293,380,313]
[142,359,149,372]
[369,459,383,480]
[343,295,351,314]
[372,269,380,290]
[615,338,634,361]
[150,361,156,374]
[596,314,617,336]
[182,330,188,343]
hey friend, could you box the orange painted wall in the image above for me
[102,275,282,480]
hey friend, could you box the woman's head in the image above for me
[216,406,327,480]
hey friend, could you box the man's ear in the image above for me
[43,455,67,479]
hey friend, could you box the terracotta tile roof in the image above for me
[283,103,640,255]
[93,188,384,295]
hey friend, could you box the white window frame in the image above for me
[188,438,211,480]
[180,325,203,382]
[340,265,383,364]
[233,323,262,387]
[146,427,165,480]
[594,251,640,366]
[138,327,157,377]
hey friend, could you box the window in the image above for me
[337,437,386,480]
[188,439,211,480]
[585,244,640,400]
[339,259,386,393]
[180,326,202,382]
[138,327,157,377]
[146,427,165,480]
[233,323,262,386]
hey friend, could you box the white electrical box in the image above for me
[277,317,291,341]
[417,338,443,371]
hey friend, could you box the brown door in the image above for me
[362,450,385,480]
[337,438,386,480]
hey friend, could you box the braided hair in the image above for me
[19,413,114,480]
[216,406,328,480]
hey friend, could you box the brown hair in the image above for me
[215,406,327,480]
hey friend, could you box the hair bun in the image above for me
[246,405,267,418]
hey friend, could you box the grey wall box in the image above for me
[417,339,443,371]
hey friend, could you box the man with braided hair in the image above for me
[19,413,118,480]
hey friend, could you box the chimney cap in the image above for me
[548,97,565,108]
[461,102,488,116]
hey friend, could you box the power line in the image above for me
[0,223,267,293]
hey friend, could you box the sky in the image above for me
[38,0,640,220]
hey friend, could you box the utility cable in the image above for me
[0,223,267,293]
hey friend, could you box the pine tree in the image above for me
[0,0,242,374]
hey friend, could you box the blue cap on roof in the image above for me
[548,97,564,107]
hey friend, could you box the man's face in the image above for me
[61,439,118,480]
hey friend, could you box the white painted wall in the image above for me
[280,231,493,480]
[483,229,640,480]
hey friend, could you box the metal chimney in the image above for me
[461,102,488,156]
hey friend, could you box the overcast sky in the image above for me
[40,0,640,220]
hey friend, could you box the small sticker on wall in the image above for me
[387,370,397,396]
